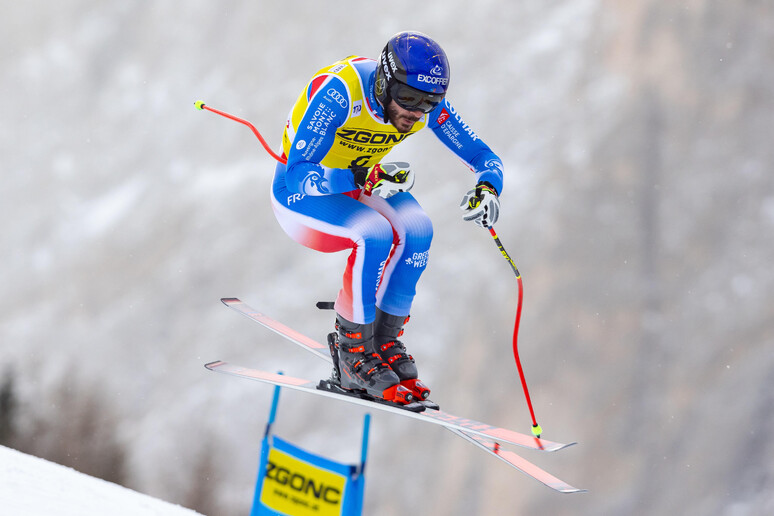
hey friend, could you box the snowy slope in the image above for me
[0,446,202,516]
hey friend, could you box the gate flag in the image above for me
[251,381,370,516]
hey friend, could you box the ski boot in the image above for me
[326,315,414,405]
[374,308,432,402]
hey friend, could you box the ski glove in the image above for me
[460,181,500,228]
[352,162,414,199]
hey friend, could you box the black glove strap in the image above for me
[477,180,499,197]
[351,166,368,188]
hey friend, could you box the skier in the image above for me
[271,31,504,404]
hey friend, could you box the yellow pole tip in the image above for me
[194,100,206,110]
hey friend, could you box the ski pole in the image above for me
[487,225,542,438]
[194,100,287,164]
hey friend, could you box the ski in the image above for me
[215,297,585,491]
[447,429,586,493]
[221,297,331,362]
[205,361,571,452]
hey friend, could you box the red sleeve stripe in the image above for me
[307,74,331,100]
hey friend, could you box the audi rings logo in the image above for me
[326,88,348,109]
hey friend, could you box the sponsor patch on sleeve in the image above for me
[436,108,450,125]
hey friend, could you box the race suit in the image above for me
[271,55,504,324]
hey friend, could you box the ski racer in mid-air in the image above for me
[271,31,504,404]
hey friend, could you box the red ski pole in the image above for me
[487,226,542,438]
[194,100,287,164]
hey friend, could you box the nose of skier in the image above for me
[389,100,423,133]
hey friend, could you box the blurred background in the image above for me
[2,1,773,514]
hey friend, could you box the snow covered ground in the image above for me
[0,446,202,516]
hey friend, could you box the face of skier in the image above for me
[385,99,423,133]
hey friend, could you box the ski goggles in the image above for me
[389,82,445,114]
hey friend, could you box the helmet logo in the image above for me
[387,51,398,73]
[375,78,386,97]
[430,65,443,76]
[380,50,393,82]
[417,73,448,86]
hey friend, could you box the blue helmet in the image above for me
[375,31,450,113]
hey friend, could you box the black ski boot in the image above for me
[327,315,413,404]
[374,308,431,400]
